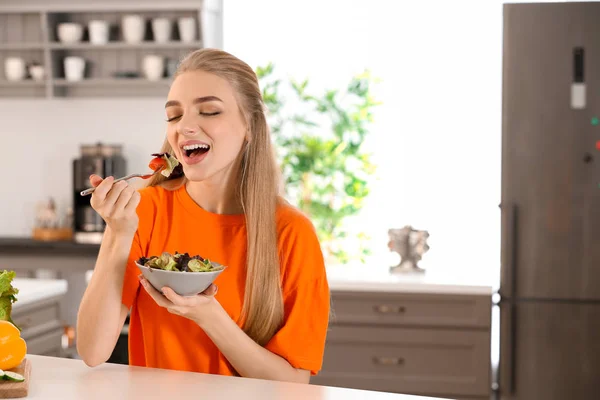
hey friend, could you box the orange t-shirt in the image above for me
[121,184,330,376]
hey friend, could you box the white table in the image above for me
[22,355,451,400]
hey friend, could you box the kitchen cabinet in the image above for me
[0,239,98,331]
[314,269,493,400]
[11,278,68,357]
[0,1,223,98]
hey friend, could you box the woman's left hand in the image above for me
[139,275,219,325]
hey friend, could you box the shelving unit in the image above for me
[0,2,223,98]
[47,41,203,50]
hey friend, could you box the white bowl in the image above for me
[57,23,83,43]
[136,261,226,296]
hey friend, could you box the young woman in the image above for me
[76,48,330,384]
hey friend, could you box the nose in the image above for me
[176,113,200,136]
[179,126,199,136]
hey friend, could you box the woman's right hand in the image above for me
[89,175,141,236]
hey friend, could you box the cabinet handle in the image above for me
[373,356,404,365]
[373,305,406,314]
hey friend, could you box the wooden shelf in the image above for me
[48,41,203,50]
[0,42,44,50]
[0,80,45,87]
[0,3,223,98]
[52,78,171,97]
[53,78,171,86]
[0,80,47,98]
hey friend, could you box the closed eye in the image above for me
[166,112,220,122]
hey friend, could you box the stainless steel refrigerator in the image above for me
[500,2,600,399]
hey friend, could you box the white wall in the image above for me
[0,98,167,236]
[1,0,531,279]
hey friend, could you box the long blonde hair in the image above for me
[149,48,284,346]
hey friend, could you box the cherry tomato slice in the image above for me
[149,157,167,171]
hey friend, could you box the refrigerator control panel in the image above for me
[571,47,586,109]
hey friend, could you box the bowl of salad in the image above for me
[135,252,225,296]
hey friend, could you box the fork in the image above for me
[79,169,162,196]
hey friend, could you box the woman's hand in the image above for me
[141,276,310,383]
[89,175,141,236]
[139,276,219,325]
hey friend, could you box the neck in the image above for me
[185,163,244,215]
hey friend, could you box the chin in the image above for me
[182,169,211,182]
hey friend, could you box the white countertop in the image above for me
[12,278,68,310]
[326,266,494,295]
[21,355,450,400]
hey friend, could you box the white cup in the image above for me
[64,56,85,81]
[152,18,171,43]
[4,57,26,81]
[89,20,109,45]
[28,64,45,81]
[122,14,145,43]
[177,17,196,43]
[142,55,164,81]
[57,22,83,43]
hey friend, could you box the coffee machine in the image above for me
[73,143,126,244]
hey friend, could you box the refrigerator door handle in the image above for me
[499,203,518,394]
[501,202,518,298]
[498,299,517,395]
[503,301,517,394]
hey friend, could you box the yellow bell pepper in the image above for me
[0,320,26,370]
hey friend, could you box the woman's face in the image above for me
[165,70,247,183]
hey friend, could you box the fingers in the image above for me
[88,175,139,235]
[124,190,141,213]
[202,283,218,297]
[140,278,171,308]
[89,174,104,187]
[103,180,129,209]
[162,287,196,307]
[92,180,133,218]
[113,182,136,211]
[89,176,115,206]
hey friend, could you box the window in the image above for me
[224,0,508,280]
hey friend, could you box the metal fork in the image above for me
[79,169,161,196]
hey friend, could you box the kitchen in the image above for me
[0,0,598,399]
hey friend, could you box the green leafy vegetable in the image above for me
[138,252,223,273]
[187,259,215,272]
[0,271,18,328]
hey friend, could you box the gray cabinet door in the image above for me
[330,291,491,329]
[499,302,600,399]
[312,325,490,397]
[501,2,600,300]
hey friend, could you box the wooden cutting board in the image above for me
[0,359,31,398]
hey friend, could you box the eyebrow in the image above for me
[164,96,223,108]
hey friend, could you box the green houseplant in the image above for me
[256,63,380,265]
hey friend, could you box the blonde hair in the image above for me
[149,48,284,346]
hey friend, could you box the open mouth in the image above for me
[182,143,210,159]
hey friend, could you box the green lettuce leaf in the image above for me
[0,270,18,328]
[0,270,17,296]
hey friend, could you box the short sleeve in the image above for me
[265,209,330,375]
[121,187,158,310]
